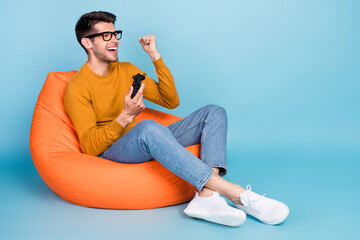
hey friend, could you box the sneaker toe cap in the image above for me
[266,202,289,225]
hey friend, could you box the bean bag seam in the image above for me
[47,120,69,186]
[37,100,67,125]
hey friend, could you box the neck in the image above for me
[87,55,110,76]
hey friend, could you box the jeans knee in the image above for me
[137,119,168,138]
[137,119,161,130]
[204,104,227,123]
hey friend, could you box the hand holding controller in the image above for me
[116,74,145,128]
[131,73,146,98]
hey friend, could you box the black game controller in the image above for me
[131,73,146,98]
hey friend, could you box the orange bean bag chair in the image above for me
[30,71,198,209]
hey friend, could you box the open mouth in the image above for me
[107,47,118,55]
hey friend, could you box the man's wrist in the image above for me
[149,51,161,62]
[116,110,134,128]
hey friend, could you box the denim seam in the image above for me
[200,107,227,170]
[198,168,214,191]
[171,117,206,140]
[147,140,196,187]
[138,130,150,154]
[200,128,206,162]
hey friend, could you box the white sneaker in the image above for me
[184,191,246,227]
[234,185,289,225]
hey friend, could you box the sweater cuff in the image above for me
[153,57,165,69]
[106,118,125,138]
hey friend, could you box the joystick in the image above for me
[131,73,146,98]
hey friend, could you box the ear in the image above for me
[81,38,93,51]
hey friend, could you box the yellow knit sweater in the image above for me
[63,57,179,156]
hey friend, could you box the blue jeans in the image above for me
[99,104,228,191]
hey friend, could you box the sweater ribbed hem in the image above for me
[106,118,125,138]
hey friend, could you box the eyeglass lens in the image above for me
[103,32,122,41]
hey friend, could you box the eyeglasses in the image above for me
[85,30,122,41]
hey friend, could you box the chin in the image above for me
[108,56,118,62]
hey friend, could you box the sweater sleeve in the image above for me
[128,57,180,109]
[63,81,125,156]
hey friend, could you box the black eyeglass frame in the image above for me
[84,30,123,41]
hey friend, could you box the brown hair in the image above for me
[75,11,117,53]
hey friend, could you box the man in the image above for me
[64,11,289,227]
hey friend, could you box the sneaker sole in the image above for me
[184,209,246,227]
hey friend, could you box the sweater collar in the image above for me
[83,61,117,79]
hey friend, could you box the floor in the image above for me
[1,145,359,240]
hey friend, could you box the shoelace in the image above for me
[245,185,266,208]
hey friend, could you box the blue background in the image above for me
[0,0,359,239]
